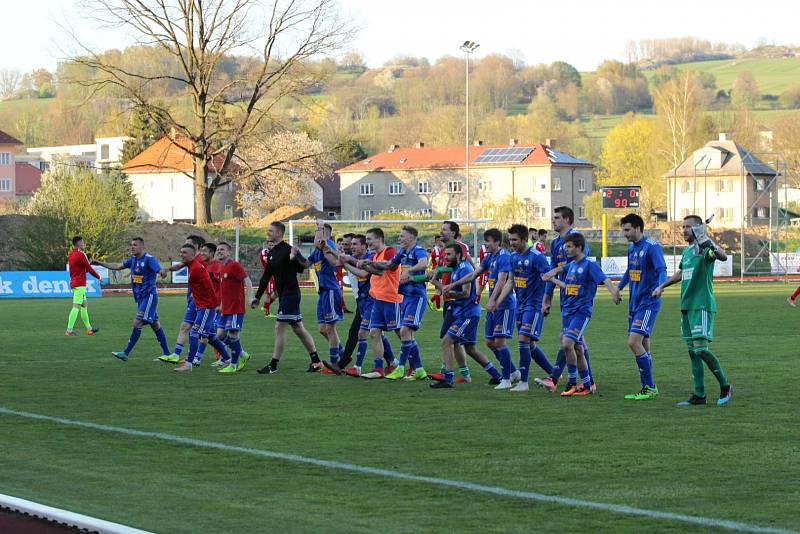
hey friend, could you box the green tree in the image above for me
[20,169,138,269]
[779,85,800,109]
[121,105,170,164]
[731,70,759,109]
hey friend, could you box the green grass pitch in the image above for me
[1,284,798,533]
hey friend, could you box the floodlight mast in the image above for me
[460,40,479,222]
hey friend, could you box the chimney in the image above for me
[509,138,518,147]
[415,142,425,149]
[388,144,400,152]
[473,140,484,146]
[719,133,727,141]
[545,138,555,148]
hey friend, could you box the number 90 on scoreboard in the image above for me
[601,186,641,209]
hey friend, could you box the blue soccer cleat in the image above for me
[717,385,733,406]
[112,351,128,362]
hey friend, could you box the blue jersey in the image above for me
[619,237,667,312]
[391,244,428,297]
[123,253,161,302]
[511,247,550,310]
[354,251,375,301]
[451,261,481,318]
[309,239,339,291]
[546,228,590,298]
[481,248,516,310]
[561,256,607,318]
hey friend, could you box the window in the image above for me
[534,206,547,218]
[100,144,110,160]
[0,153,10,166]
[448,207,462,219]
[681,180,692,193]
[552,177,562,191]
[417,208,432,217]
[577,178,586,192]
[578,206,586,219]
[0,178,11,192]
[540,182,546,190]
[327,211,337,218]
[754,178,767,192]
[680,208,690,218]
[389,181,405,195]
[448,180,463,194]
[359,183,374,196]
[715,179,730,192]
[360,209,374,220]
[757,207,769,218]
[718,207,729,220]
[418,181,431,194]
[224,205,233,218]
[479,179,493,192]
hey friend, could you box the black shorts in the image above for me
[276,292,302,324]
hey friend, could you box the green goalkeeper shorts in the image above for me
[680,309,714,342]
[72,286,87,305]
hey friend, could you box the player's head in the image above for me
[201,242,217,262]
[507,224,528,252]
[682,215,703,242]
[342,233,354,253]
[366,228,384,250]
[553,206,574,232]
[322,223,333,239]
[537,229,547,241]
[72,235,85,250]
[268,221,285,242]
[185,234,205,249]
[621,213,645,243]
[351,234,367,256]
[445,242,463,268]
[216,241,232,260]
[441,221,460,241]
[435,235,444,246]
[563,233,585,259]
[399,226,418,248]
[528,227,537,237]
[180,243,196,262]
[483,228,502,253]
[130,237,145,256]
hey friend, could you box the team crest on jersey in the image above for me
[524,259,529,265]
[577,267,584,274]
[639,250,645,257]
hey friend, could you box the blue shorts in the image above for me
[561,313,591,342]
[358,298,374,331]
[517,307,544,340]
[447,315,479,346]
[182,298,197,323]
[193,308,217,338]
[222,313,245,332]
[135,292,159,324]
[440,300,455,339]
[317,288,343,324]
[368,300,400,331]
[484,307,515,339]
[628,308,659,337]
[400,295,426,330]
[277,292,302,324]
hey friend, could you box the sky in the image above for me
[1,0,798,72]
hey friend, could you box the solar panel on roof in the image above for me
[473,146,533,164]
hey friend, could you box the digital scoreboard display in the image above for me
[601,186,641,209]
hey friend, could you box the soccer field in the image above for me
[1,285,798,533]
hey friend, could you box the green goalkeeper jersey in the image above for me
[680,245,716,312]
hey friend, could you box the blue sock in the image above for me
[409,340,423,369]
[356,339,368,367]
[218,334,230,346]
[124,326,142,355]
[484,362,502,380]
[329,346,339,364]
[636,352,655,388]
[230,338,243,365]
[518,342,532,383]
[195,341,207,363]
[187,330,199,363]
[374,357,384,370]
[567,363,578,384]
[497,346,512,380]
[382,336,395,362]
[154,327,170,356]
[579,367,591,386]
[210,336,230,362]
[400,340,413,367]
[532,345,553,374]
[550,348,566,379]
[173,342,184,356]
[582,340,593,380]
[445,370,455,384]
[491,347,511,380]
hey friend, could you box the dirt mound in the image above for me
[125,222,217,263]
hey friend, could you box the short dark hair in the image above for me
[483,228,502,243]
[683,215,704,225]
[352,234,366,246]
[202,242,217,253]
[324,223,333,233]
[621,213,644,231]
[337,238,344,243]
[218,241,231,250]
[270,221,286,234]
[443,220,461,238]
[132,237,144,244]
[343,233,354,239]
[367,227,384,240]
[72,236,83,246]
[564,233,585,250]
[538,229,547,237]
[508,224,528,241]
[181,243,196,252]
[186,234,205,247]
[528,227,537,234]
[554,206,574,225]
[446,243,463,257]
[402,225,418,237]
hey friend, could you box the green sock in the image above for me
[689,350,705,398]
[697,348,729,388]
[459,366,471,378]
[80,307,92,329]
[67,307,80,330]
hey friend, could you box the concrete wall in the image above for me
[0,144,16,202]
[127,171,237,223]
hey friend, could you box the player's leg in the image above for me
[340,304,363,368]
[677,311,708,406]
[789,285,800,305]
[79,298,96,334]
[113,314,145,361]
[66,287,85,336]
[211,326,230,367]
[625,309,659,400]
[691,311,732,405]
[430,334,457,388]
[560,335,579,396]
[258,320,287,374]
[511,319,533,392]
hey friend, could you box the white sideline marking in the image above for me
[0,406,795,534]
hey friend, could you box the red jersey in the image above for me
[220,259,248,315]
[535,241,546,253]
[68,248,100,288]
[207,259,222,298]
[260,248,276,293]
[477,244,488,285]
[431,246,444,269]
[187,256,218,309]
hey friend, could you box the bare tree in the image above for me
[67,0,353,223]
[0,69,21,99]
[653,71,703,169]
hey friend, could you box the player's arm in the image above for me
[290,246,310,269]
[81,254,102,280]
[602,277,621,305]
[652,244,668,287]
[653,269,681,297]
[342,260,370,279]
[159,260,188,277]
[446,265,484,291]
[445,284,470,300]
[488,271,514,311]
[252,264,273,305]
[321,240,340,266]
[617,267,630,291]
[92,259,125,271]
[243,275,254,304]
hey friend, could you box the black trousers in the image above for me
[341,305,362,360]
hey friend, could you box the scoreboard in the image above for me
[601,186,641,209]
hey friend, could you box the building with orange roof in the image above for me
[122,134,239,223]
[336,139,594,227]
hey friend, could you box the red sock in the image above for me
[791,286,800,300]
[432,294,441,308]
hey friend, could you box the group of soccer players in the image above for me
[65,205,734,406]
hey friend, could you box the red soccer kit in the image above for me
[207,259,222,299]
[477,244,488,286]
[68,248,100,288]
[187,256,218,309]
[220,260,248,315]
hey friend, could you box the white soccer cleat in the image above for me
[494,379,513,390]
[510,370,521,384]
[510,381,529,392]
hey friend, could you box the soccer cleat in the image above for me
[322,360,343,375]
[427,298,436,311]
[65,330,77,337]
[360,368,385,379]
[676,394,707,406]
[218,364,238,373]
[159,353,180,364]
[534,376,558,392]
[403,368,428,381]
[213,349,220,362]
[510,370,521,384]
[572,384,593,396]
[560,383,578,397]
[404,367,415,378]
[386,363,399,375]
[174,361,193,372]
[385,365,406,380]
[257,365,278,374]
[111,351,128,361]
[788,297,797,307]
[494,379,513,390]
[488,377,502,385]
[211,359,226,368]
[626,386,659,400]
[218,361,231,370]
[344,367,362,377]
[456,375,472,384]
[427,372,445,381]
[307,362,324,373]
[717,385,733,406]
[337,355,353,370]
[510,381,529,392]
[86,327,99,335]
[322,366,338,375]
[430,380,454,389]
[236,351,251,371]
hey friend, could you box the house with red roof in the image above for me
[336,139,594,226]
[122,134,239,222]
[14,162,42,201]
[0,129,23,203]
